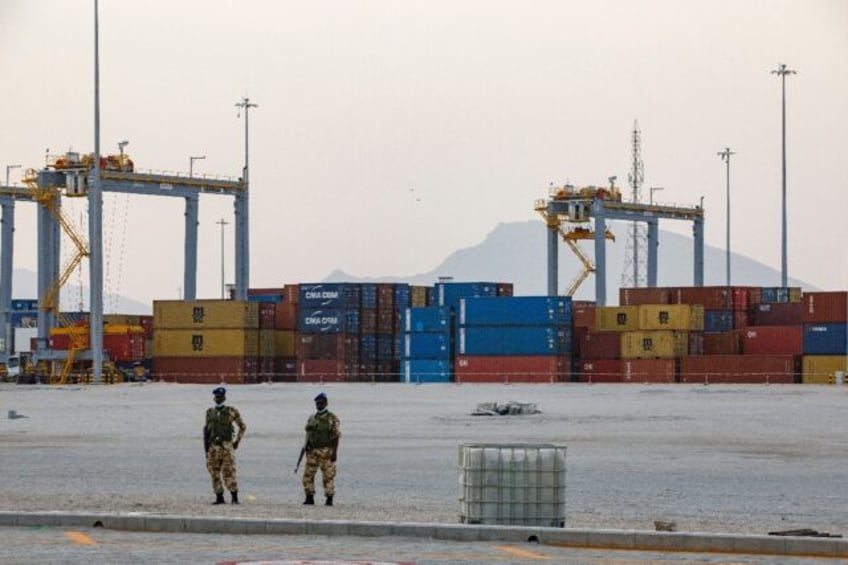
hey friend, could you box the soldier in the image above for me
[302,392,341,506]
[203,386,246,504]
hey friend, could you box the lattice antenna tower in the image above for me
[620,120,647,288]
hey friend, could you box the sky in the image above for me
[1,0,846,307]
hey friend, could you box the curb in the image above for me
[0,511,845,558]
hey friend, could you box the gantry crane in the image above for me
[0,150,247,382]
[535,180,705,305]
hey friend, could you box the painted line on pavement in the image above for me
[65,531,97,546]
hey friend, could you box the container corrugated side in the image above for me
[153,300,259,329]
[803,323,848,355]
[299,283,362,308]
[621,359,677,383]
[801,355,848,384]
[637,304,704,331]
[457,326,571,356]
[619,287,670,306]
[455,355,570,383]
[297,359,354,382]
[297,308,360,334]
[153,356,258,384]
[679,354,798,384]
[578,330,621,359]
[702,331,742,355]
[258,329,275,357]
[742,325,803,355]
[620,331,689,359]
[153,329,259,357]
[578,359,623,383]
[595,306,639,332]
[749,303,802,326]
[404,306,452,332]
[410,286,429,307]
[459,296,572,326]
[402,359,452,383]
[403,332,451,359]
[802,291,848,323]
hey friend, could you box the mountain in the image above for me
[325,220,817,303]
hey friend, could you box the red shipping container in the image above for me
[578,359,623,383]
[376,310,395,335]
[621,359,677,383]
[702,331,742,355]
[272,356,297,382]
[297,334,359,361]
[140,315,154,339]
[749,303,802,326]
[105,332,145,362]
[455,355,570,383]
[297,359,353,382]
[274,302,298,330]
[619,287,670,306]
[496,283,514,297]
[247,287,286,298]
[153,356,258,384]
[579,331,621,359]
[742,326,803,355]
[376,284,394,310]
[669,286,735,310]
[573,302,596,330]
[802,291,848,323]
[679,355,797,384]
[351,360,397,382]
[259,302,276,329]
[283,285,299,303]
[733,310,749,330]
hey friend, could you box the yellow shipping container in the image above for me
[638,304,704,331]
[596,306,639,332]
[153,300,259,330]
[802,355,848,384]
[621,331,689,359]
[410,286,429,307]
[259,329,276,357]
[273,330,296,357]
[153,329,259,357]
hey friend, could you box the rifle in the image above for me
[294,442,308,474]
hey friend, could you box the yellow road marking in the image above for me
[495,544,550,560]
[65,531,97,546]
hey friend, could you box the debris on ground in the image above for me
[471,401,540,416]
[654,520,677,532]
[768,528,842,538]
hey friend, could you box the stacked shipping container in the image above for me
[800,291,848,384]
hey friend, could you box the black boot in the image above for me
[230,491,239,504]
[303,493,315,505]
[325,495,333,506]
[213,492,225,505]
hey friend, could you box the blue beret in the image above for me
[314,392,327,402]
[213,387,226,396]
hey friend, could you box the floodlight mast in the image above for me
[90,0,104,384]
[717,148,735,288]
[233,97,257,300]
[771,63,795,287]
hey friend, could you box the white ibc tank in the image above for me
[458,443,566,527]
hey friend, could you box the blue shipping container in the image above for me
[404,306,452,333]
[803,323,848,355]
[360,284,378,309]
[359,334,377,361]
[298,308,360,334]
[457,325,572,356]
[403,332,451,359]
[402,359,452,383]
[459,296,572,326]
[9,310,38,328]
[435,282,498,310]
[299,283,362,308]
[704,310,734,333]
[12,299,38,311]
[247,294,282,303]
[394,284,411,310]
[377,335,394,361]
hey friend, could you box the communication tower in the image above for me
[620,120,647,288]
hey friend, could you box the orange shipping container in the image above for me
[455,355,570,383]
[679,355,798,384]
[619,287,670,306]
[153,300,259,330]
[153,329,259,357]
[153,356,259,384]
[578,359,623,383]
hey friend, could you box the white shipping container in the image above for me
[14,327,38,354]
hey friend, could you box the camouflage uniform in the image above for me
[204,403,246,497]
[302,409,341,499]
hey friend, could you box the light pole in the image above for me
[771,63,795,287]
[5,165,21,187]
[216,218,229,299]
[649,186,664,205]
[718,148,735,287]
[189,155,206,178]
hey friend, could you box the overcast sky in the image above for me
[1,0,846,307]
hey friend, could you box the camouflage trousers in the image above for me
[206,443,238,494]
[302,447,336,496]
